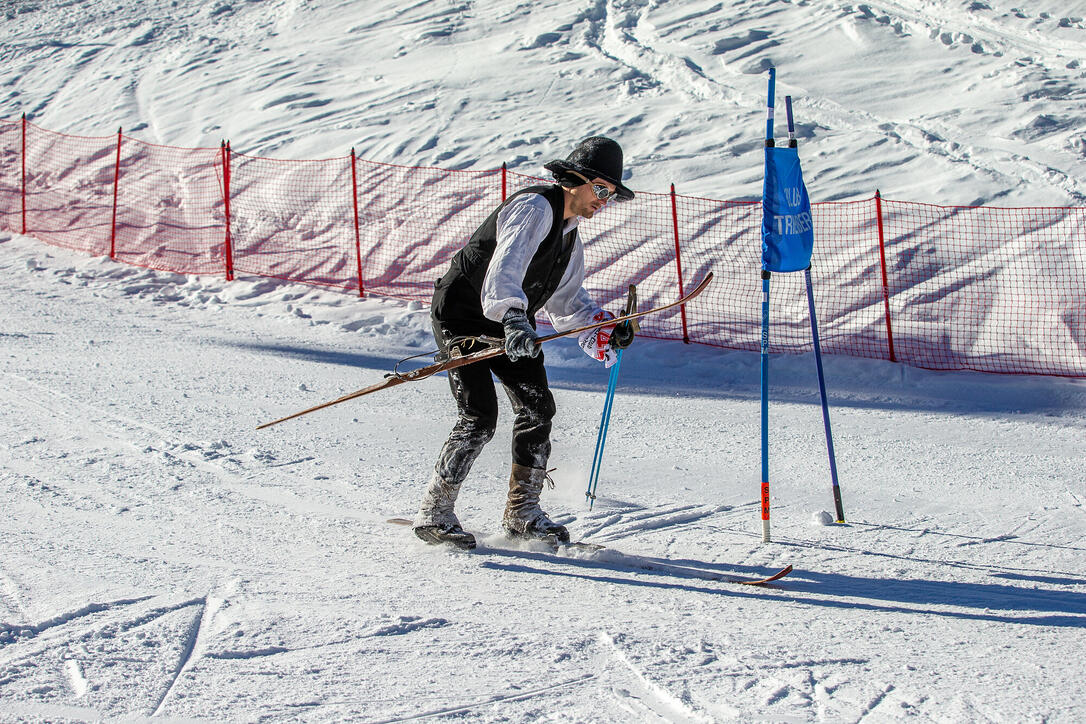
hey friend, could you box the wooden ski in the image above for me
[389,516,788,584]
[257,273,713,430]
[727,564,793,586]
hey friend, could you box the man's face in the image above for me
[567,177,617,219]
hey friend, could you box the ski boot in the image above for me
[413,473,476,550]
[503,463,570,544]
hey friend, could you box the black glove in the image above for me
[502,308,540,361]
[610,320,635,350]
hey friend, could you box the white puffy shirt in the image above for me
[480,192,603,333]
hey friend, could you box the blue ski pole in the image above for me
[586,348,623,509]
[786,95,845,523]
[586,286,637,509]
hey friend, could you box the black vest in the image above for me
[431,185,577,334]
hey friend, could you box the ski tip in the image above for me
[759,564,793,583]
[732,564,793,586]
[386,517,413,526]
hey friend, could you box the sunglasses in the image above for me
[568,170,617,201]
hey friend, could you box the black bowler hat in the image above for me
[544,136,634,201]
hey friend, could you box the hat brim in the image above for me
[544,160,635,201]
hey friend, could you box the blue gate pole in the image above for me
[784,94,845,523]
[804,269,845,522]
[760,271,771,542]
[586,348,623,509]
[760,67,776,543]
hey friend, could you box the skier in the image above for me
[413,136,637,549]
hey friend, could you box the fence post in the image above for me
[20,113,27,234]
[875,190,896,362]
[351,148,365,298]
[501,162,507,202]
[221,140,234,281]
[110,127,122,260]
[670,183,690,343]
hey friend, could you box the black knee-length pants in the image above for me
[431,322,556,483]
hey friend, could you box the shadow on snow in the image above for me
[221,336,1086,420]
[475,546,1086,629]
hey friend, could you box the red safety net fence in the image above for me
[3,117,1085,377]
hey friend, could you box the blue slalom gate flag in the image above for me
[761,145,814,273]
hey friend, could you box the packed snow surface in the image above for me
[3,233,1086,721]
[3,0,1086,721]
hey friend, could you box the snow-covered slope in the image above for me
[3,0,1086,721]
[4,0,1085,205]
[2,231,1086,721]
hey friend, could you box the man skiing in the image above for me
[413,136,637,550]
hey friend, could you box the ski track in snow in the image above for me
[0,568,31,626]
[370,616,450,637]
[150,594,219,717]
[0,596,157,650]
[356,674,599,723]
[571,0,1084,203]
[860,683,897,722]
[599,631,715,723]
[578,502,738,541]
[0,593,210,715]
[1,369,382,530]
[63,658,88,699]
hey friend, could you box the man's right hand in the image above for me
[610,320,635,350]
[502,308,540,361]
